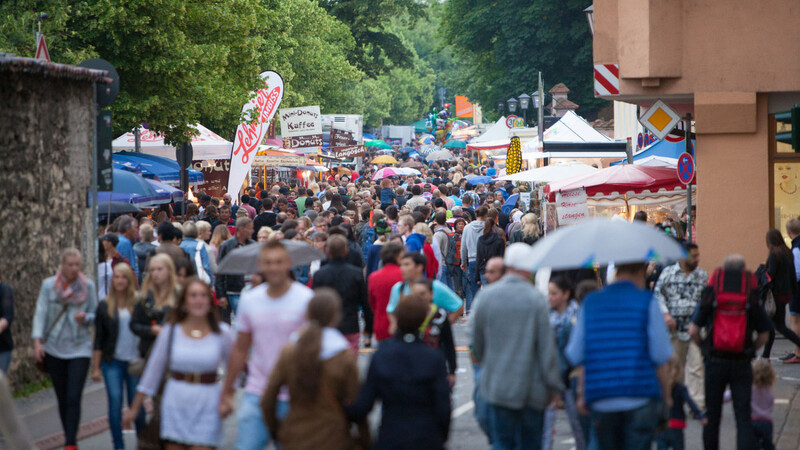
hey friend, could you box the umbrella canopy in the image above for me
[527,218,687,271]
[544,165,690,202]
[501,193,519,215]
[399,146,416,154]
[97,201,142,216]
[216,240,325,274]
[373,167,405,180]
[364,139,392,150]
[409,119,429,133]
[401,160,424,169]
[418,134,434,145]
[105,169,170,205]
[426,150,455,161]
[499,162,599,184]
[332,167,352,175]
[147,179,185,203]
[444,140,467,149]
[371,155,399,165]
[113,151,203,186]
[397,167,421,176]
[466,175,494,185]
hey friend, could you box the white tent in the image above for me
[112,124,232,160]
[632,155,678,167]
[523,111,613,158]
[499,162,599,183]
[466,117,511,151]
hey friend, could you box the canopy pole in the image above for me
[624,193,631,220]
[685,114,693,242]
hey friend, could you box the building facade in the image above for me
[593,0,800,269]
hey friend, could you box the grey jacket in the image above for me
[461,219,484,263]
[32,276,97,351]
[470,274,564,410]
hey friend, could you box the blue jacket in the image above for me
[582,282,664,405]
[179,238,213,285]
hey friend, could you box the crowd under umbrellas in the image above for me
[12,146,791,450]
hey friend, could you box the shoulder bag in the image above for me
[35,302,69,373]
[137,324,175,450]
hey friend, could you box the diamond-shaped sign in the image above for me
[639,99,681,140]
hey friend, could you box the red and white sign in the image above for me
[556,188,589,225]
[227,71,284,198]
[35,33,51,62]
[505,115,518,128]
[594,64,619,96]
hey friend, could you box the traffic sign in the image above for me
[35,33,50,62]
[506,115,518,128]
[677,152,695,185]
[640,99,681,140]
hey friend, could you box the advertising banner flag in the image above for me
[455,95,473,118]
[227,71,284,197]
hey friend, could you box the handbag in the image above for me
[35,303,70,373]
[764,289,777,318]
[137,324,175,450]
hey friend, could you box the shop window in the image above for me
[773,162,800,238]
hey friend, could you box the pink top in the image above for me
[235,282,312,395]
[751,386,773,422]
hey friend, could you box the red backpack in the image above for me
[711,269,752,353]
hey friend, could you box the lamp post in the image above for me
[497,98,505,114]
[584,5,594,36]
[518,93,530,125]
[507,97,519,115]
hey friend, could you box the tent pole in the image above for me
[624,193,631,220]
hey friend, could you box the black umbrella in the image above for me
[97,201,141,216]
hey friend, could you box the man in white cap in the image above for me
[470,243,564,448]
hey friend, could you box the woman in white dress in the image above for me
[124,277,232,449]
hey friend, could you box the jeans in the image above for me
[101,359,146,449]
[591,400,661,450]
[752,420,774,450]
[704,358,754,450]
[466,261,479,311]
[236,392,289,450]
[655,428,684,450]
[473,365,492,443]
[0,351,11,373]
[762,303,800,358]
[488,403,544,450]
[44,354,90,446]
[449,265,465,298]
[221,293,241,324]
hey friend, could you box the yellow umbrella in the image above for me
[371,155,399,165]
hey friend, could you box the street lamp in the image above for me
[497,98,505,114]
[507,97,519,114]
[584,5,594,36]
[518,93,530,124]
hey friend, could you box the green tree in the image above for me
[0,0,267,144]
[441,0,606,120]
[317,0,426,77]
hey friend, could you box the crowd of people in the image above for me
[10,155,798,449]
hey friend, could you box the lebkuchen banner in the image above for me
[455,95,473,118]
[227,71,284,198]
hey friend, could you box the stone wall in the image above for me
[0,71,94,387]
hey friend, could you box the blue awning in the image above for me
[611,137,695,166]
[113,151,203,185]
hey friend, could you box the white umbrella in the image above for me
[528,218,686,271]
[396,167,421,176]
[499,162,598,183]
[426,150,455,161]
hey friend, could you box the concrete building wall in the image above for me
[0,71,94,387]
[593,0,800,270]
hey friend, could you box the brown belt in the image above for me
[171,371,218,384]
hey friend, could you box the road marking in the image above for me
[452,401,474,418]
[775,399,790,405]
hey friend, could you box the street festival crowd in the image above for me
[13,150,800,450]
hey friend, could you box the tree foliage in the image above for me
[441,0,606,120]
[318,0,426,78]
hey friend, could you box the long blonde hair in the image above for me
[413,222,434,244]
[140,254,178,308]
[210,224,231,247]
[106,263,137,313]
[521,213,540,238]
